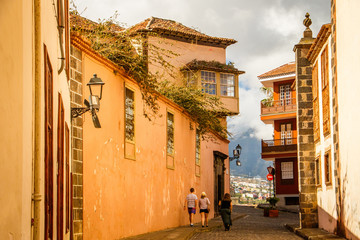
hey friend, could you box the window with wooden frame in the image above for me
[313,62,320,142]
[220,73,235,97]
[195,129,201,166]
[201,71,216,95]
[321,46,330,136]
[315,156,321,187]
[57,93,65,240]
[166,111,175,169]
[324,151,332,186]
[125,87,136,159]
[195,129,201,177]
[280,161,294,185]
[184,71,196,87]
[280,84,291,106]
[65,123,70,232]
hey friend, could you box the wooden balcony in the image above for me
[261,98,296,115]
[261,138,297,154]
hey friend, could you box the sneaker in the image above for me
[190,224,194,227]
[202,225,204,228]
[206,225,208,227]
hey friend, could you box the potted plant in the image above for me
[265,197,279,217]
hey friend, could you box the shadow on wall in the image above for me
[340,170,360,240]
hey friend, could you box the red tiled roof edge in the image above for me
[258,62,296,79]
[127,17,237,47]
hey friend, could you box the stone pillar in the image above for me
[70,45,83,240]
[294,13,317,228]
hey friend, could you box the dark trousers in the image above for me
[220,208,232,229]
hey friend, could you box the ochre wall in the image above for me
[0,0,33,238]
[82,53,229,239]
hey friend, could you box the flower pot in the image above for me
[269,209,279,218]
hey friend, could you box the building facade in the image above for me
[1,0,72,239]
[70,16,243,239]
[258,63,299,210]
[295,1,360,238]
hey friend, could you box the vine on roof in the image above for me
[70,8,232,138]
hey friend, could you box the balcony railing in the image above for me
[261,138,297,153]
[261,98,296,115]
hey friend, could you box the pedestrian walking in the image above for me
[184,187,198,227]
[198,192,210,227]
[218,193,232,231]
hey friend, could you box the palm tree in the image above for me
[260,86,274,107]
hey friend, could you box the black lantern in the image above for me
[87,74,105,110]
[267,166,275,175]
[71,74,105,128]
[229,144,242,167]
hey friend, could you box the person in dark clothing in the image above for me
[218,193,232,231]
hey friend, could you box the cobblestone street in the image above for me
[190,205,302,240]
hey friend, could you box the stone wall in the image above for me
[294,26,318,228]
[70,45,83,240]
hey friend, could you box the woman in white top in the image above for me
[198,192,211,227]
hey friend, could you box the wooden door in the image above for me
[44,45,54,240]
[57,94,65,240]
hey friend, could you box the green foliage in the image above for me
[260,86,274,107]
[158,81,230,138]
[71,10,232,137]
[266,197,279,209]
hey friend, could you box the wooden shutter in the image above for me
[44,44,54,240]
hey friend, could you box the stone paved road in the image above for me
[190,205,302,240]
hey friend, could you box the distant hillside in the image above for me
[229,130,271,178]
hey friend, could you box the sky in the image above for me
[73,0,330,143]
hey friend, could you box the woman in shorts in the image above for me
[199,192,211,227]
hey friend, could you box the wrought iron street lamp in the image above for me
[229,144,242,166]
[71,74,105,128]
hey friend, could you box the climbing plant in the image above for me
[70,9,232,138]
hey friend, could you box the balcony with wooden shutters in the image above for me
[260,98,297,123]
[261,137,298,159]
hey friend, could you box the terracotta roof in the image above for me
[127,17,237,47]
[258,62,295,79]
[307,24,331,64]
[70,13,125,33]
[181,60,245,75]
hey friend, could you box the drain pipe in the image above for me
[33,0,42,239]
[58,0,65,75]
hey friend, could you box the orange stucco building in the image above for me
[258,62,299,210]
[70,16,243,239]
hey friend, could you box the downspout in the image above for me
[58,0,65,75]
[33,0,41,239]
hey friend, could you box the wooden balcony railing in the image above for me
[261,138,297,153]
[261,98,296,115]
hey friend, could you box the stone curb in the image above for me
[285,224,347,240]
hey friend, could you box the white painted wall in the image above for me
[313,40,338,233]
[336,1,360,238]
